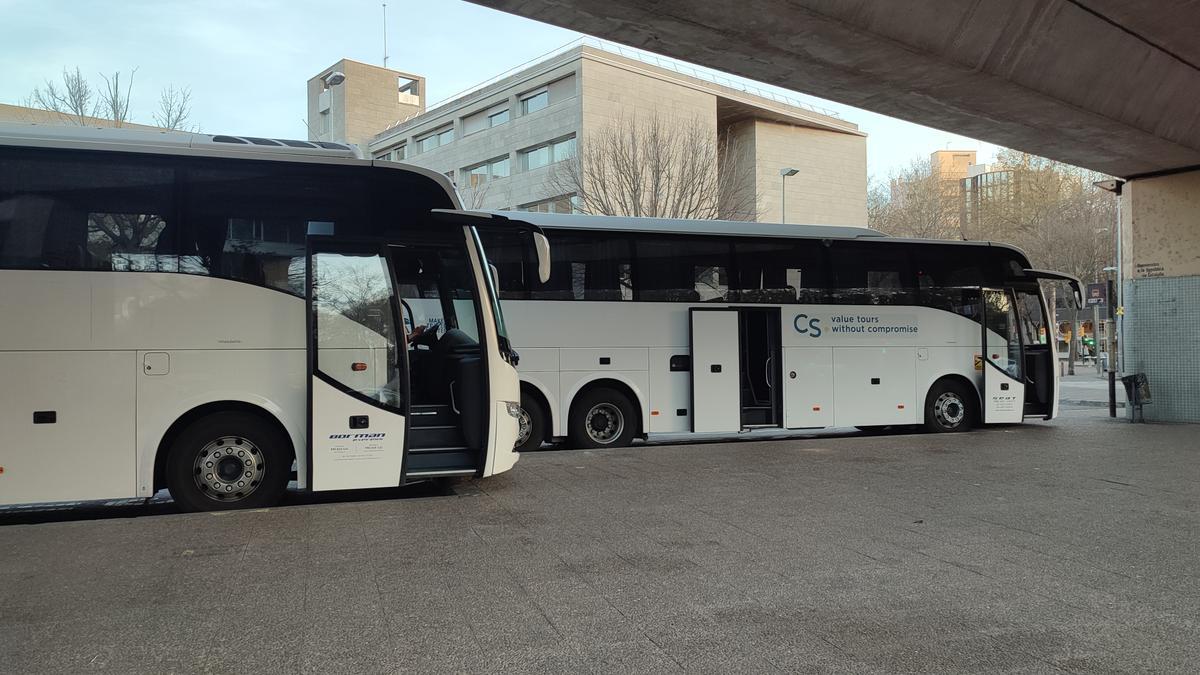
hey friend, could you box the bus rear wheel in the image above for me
[923,381,976,433]
[569,387,637,449]
[514,393,547,453]
[166,411,290,512]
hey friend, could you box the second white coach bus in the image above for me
[480,213,1080,451]
[0,124,548,511]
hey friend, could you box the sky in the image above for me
[0,0,997,179]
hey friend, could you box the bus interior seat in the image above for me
[737,288,795,304]
[584,288,624,301]
[641,288,701,302]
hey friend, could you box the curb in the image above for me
[1062,399,1126,408]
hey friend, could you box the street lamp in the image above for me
[779,167,799,224]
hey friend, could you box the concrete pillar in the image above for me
[1119,169,1200,422]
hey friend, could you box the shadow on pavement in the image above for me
[0,480,457,527]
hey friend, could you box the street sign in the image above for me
[1085,283,1107,305]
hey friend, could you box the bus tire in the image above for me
[165,411,291,512]
[514,393,547,453]
[923,380,976,433]
[568,387,637,449]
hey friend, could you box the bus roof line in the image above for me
[0,122,366,163]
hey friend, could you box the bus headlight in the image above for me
[505,401,522,418]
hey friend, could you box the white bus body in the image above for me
[480,212,1079,450]
[0,124,543,510]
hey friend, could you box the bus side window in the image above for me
[529,231,632,301]
[0,152,175,271]
[829,241,915,305]
[731,239,825,304]
[635,235,729,302]
[180,162,370,296]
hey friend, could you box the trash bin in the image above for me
[1121,373,1151,422]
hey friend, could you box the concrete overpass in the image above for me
[473,0,1200,422]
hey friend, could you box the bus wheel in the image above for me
[924,381,975,433]
[569,387,637,449]
[514,394,547,453]
[166,411,290,512]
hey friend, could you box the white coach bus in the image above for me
[480,212,1080,451]
[0,124,548,511]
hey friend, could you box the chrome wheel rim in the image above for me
[193,436,264,502]
[515,406,533,448]
[585,403,624,444]
[934,392,966,428]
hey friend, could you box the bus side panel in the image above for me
[915,346,984,418]
[0,271,92,351]
[135,349,306,498]
[648,348,690,433]
[782,347,834,428]
[833,347,918,427]
[0,351,136,505]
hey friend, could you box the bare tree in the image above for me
[975,149,1116,282]
[96,69,137,126]
[871,148,1117,283]
[26,66,195,131]
[867,156,963,239]
[548,113,758,220]
[154,85,195,131]
[25,67,95,125]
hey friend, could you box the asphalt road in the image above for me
[2,408,1197,673]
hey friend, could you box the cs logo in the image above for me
[793,314,822,338]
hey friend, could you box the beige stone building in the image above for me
[930,149,976,182]
[306,59,424,150]
[309,40,867,225]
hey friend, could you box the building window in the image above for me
[464,104,511,136]
[392,144,406,161]
[415,126,454,154]
[462,156,511,188]
[488,108,510,127]
[520,136,575,171]
[520,90,549,115]
[517,194,579,214]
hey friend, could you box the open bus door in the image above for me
[307,240,410,491]
[690,308,742,433]
[1013,269,1082,420]
[980,288,1026,423]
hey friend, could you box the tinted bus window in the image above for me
[180,161,370,295]
[828,241,915,305]
[0,150,175,271]
[634,235,730,302]
[731,239,827,303]
[531,231,631,301]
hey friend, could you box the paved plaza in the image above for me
[2,408,1198,673]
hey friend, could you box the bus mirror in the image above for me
[532,231,551,283]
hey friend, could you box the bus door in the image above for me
[307,241,410,491]
[690,308,742,433]
[1014,285,1055,418]
[980,288,1025,423]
